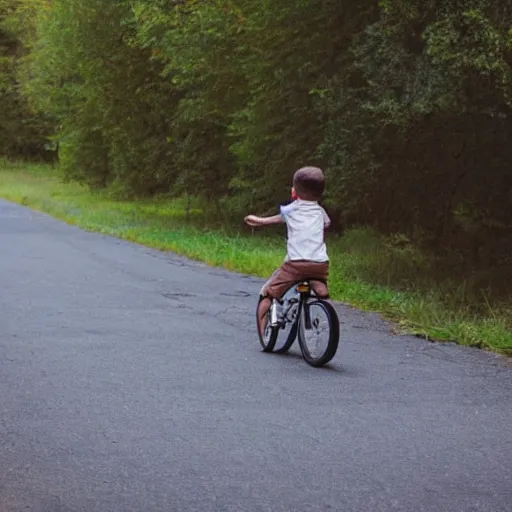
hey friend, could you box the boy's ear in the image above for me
[291,187,298,200]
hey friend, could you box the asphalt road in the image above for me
[1,199,511,512]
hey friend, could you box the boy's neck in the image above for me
[296,197,318,204]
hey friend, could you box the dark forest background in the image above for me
[2,0,512,298]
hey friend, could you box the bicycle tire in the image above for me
[297,299,339,367]
[256,297,278,352]
[274,320,298,354]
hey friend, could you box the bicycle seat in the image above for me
[295,279,329,298]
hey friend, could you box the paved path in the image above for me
[1,199,511,512]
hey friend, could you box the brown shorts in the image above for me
[260,260,329,299]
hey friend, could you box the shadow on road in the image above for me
[261,350,354,375]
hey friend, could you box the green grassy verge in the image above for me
[1,161,511,355]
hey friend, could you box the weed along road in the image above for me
[1,199,511,512]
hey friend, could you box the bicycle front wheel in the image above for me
[298,299,339,367]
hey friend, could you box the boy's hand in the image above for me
[244,215,260,227]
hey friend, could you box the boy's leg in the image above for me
[311,280,329,298]
[257,269,280,337]
[257,264,301,336]
[257,297,272,337]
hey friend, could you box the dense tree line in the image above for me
[2,0,512,280]
[0,0,51,158]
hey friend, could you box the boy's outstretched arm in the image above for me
[244,214,284,227]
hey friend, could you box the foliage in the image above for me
[132,0,247,205]
[23,0,180,194]
[3,0,512,299]
[316,0,512,277]
[0,0,51,159]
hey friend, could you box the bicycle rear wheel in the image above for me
[256,297,278,352]
[297,299,339,367]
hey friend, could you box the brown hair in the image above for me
[293,166,325,201]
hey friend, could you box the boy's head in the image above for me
[292,166,325,201]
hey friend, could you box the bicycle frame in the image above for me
[275,281,315,330]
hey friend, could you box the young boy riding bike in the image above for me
[244,166,331,337]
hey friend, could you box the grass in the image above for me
[1,160,511,355]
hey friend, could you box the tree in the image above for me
[25,0,179,193]
[315,0,512,269]
[0,0,51,159]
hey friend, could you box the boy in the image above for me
[244,166,331,337]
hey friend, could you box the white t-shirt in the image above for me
[279,199,330,262]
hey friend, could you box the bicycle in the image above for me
[256,280,340,367]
